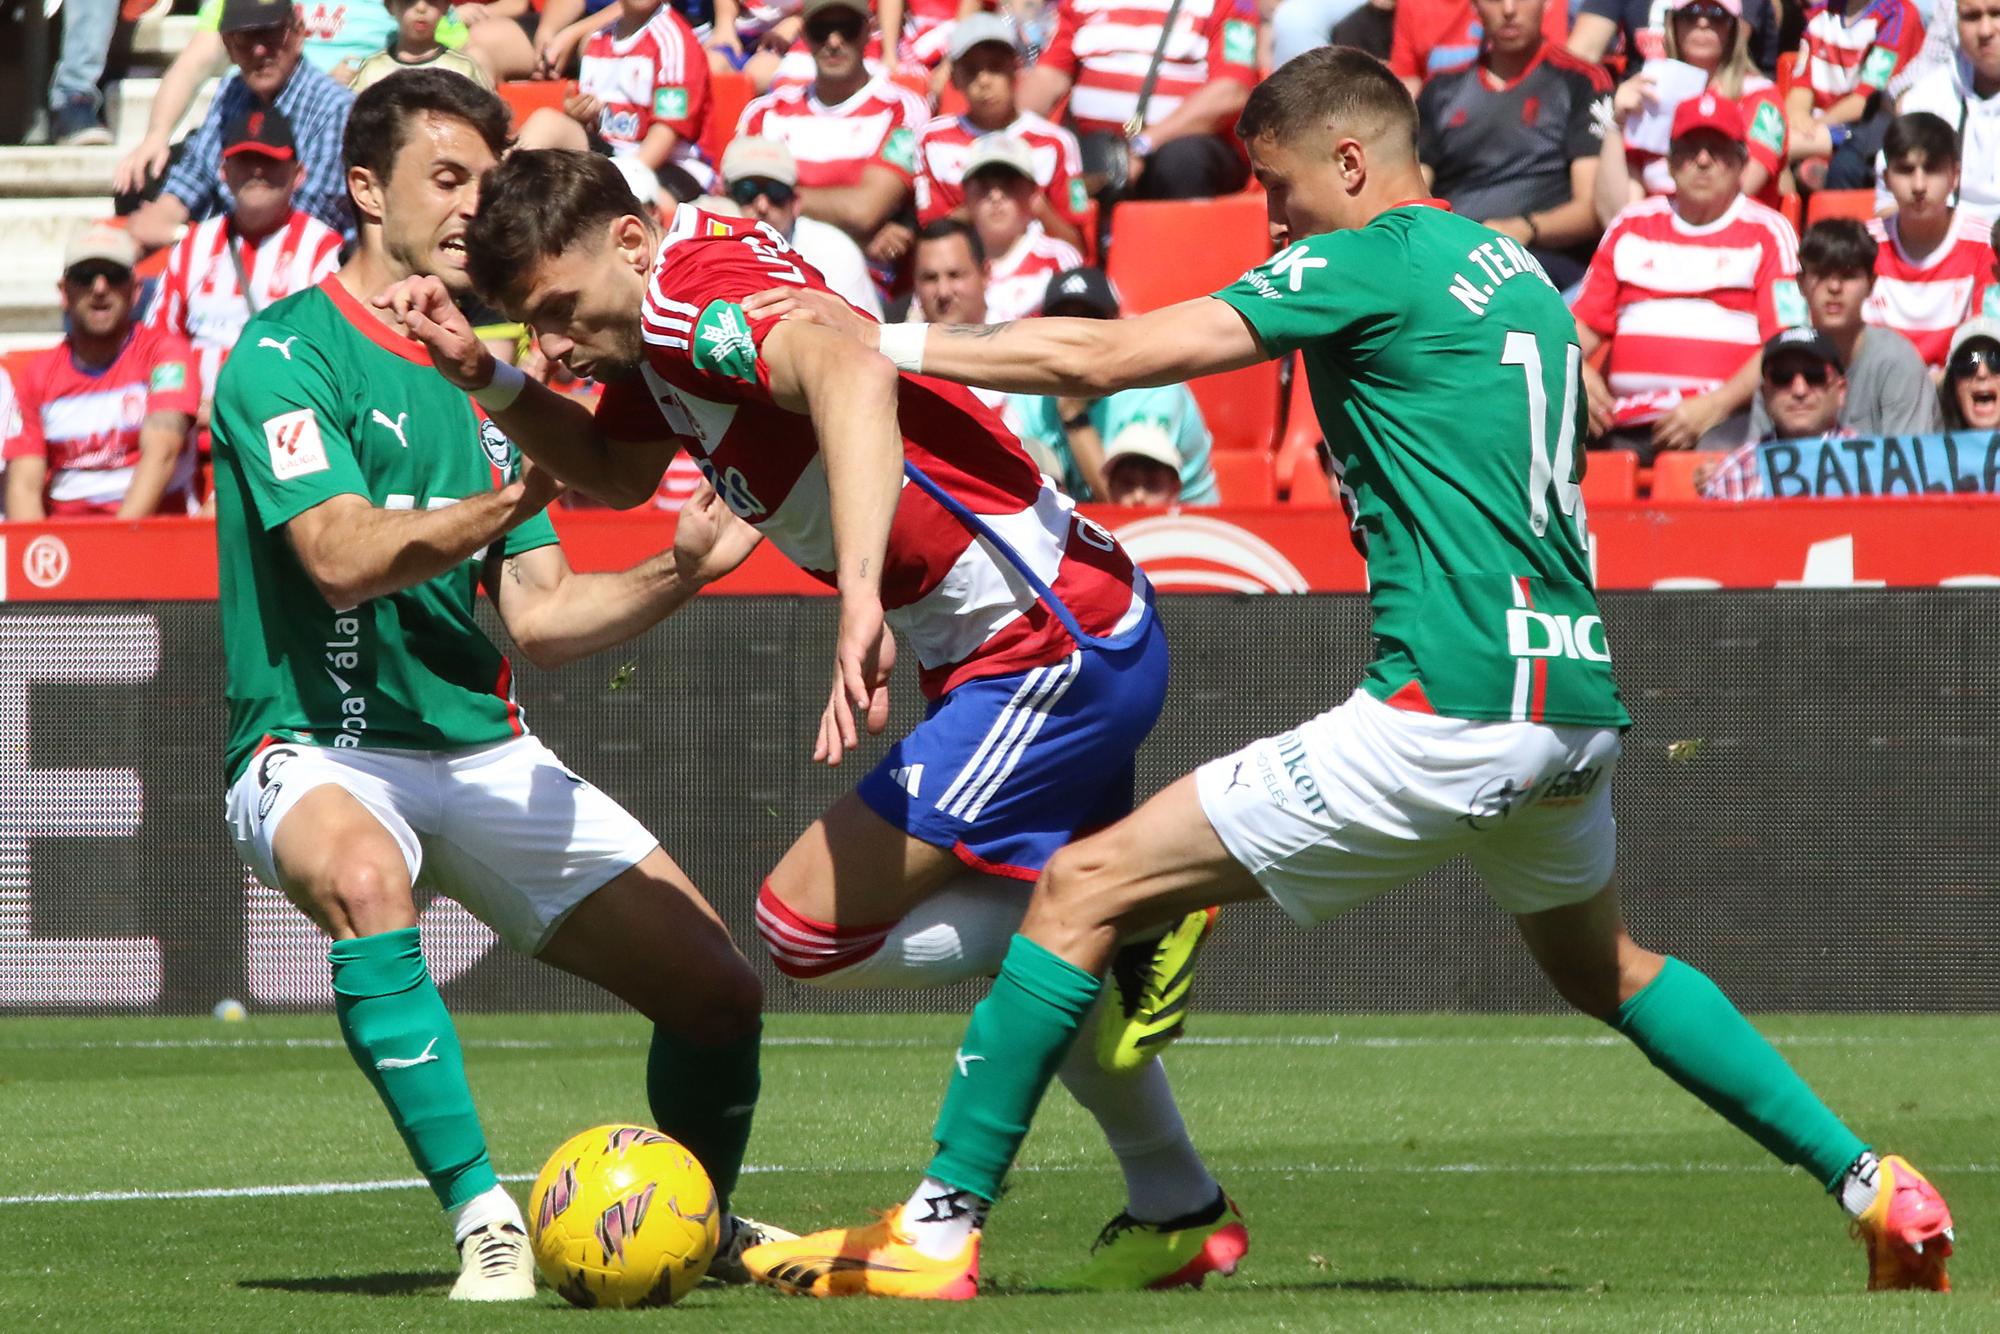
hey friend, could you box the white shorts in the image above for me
[225,735,660,954]
[1195,690,1620,924]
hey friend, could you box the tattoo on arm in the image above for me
[505,558,523,585]
[937,323,1012,340]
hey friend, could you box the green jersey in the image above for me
[211,279,559,782]
[1214,204,1629,728]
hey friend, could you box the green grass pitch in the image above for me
[1,1011,1993,1331]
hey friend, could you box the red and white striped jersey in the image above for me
[1796,0,1925,109]
[1572,194,1802,422]
[1041,0,1261,137]
[915,111,1089,229]
[146,209,343,408]
[982,223,1086,322]
[736,77,930,189]
[595,206,1149,697]
[579,6,714,183]
[1864,212,1995,369]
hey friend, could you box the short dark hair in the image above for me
[344,68,511,183]
[916,216,984,267]
[466,149,644,307]
[1799,218,1879,279]
[1236,46,1417,158]
[1882,111,1960,170]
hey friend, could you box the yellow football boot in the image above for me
[1099,906,1219,1073]
[742,1206,979,1300]
[1852,1154,1954,1292]
[1049,1194,1249,1292]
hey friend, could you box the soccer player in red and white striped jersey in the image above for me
[1020,0,1260,198]
[147,104,343,503]
[960,135,1086,320]
[1862,112,1997,369]
[1574,93,1803,455]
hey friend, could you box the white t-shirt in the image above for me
[788,216,884,320]
[1893,65,2000,220]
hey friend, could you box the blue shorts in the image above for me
[856,614,1170,879]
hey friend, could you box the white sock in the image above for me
[449,1183,525,1245]
[899,1177,988,1260]
[1057,1032,1220,1224]
[1839,1151,1882,1217]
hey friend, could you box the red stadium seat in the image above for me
[1781,192,1802,234]
[1647,449,1722,500]
[1579,448,1636,503]
[498,79,567,132]
[1187,365,1281,453]
[702,71,755,166]
[1207,450,1273,504]
[1806,189,1877,226]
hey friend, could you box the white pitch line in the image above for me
[7,1162,2000,1207]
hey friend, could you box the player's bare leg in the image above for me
[535,847,788,1278]
[271,787,533,1301]
[1515,882,1954,1291]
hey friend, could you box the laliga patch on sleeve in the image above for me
[691,299,760,384]
[1749,101,1785,152]
[1222,20,1257,67]
[654,86,690,120]
[1859,45,1898,88]
[1069,177,1089,212]
[151,361,187,392]
[265,408,330,480]
[1773,279,1807,328]
[882,127,917,174]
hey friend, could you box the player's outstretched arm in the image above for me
[489,482,762,669]
[378,275,676,508]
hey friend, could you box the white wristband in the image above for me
[469,359,526,412]
[878,321,927,374]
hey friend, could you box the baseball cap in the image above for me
[1042,266,1121,319]
[963,133,1036,182]
[802,0,870,23]
[217,0,295,34]
[223,104,296,162]
[1947,316,2000,364]
[62,226,139,275]
[721,136,799,188]
[1670,90,1746,144]
[1671,0,1743,13]
[949,13,1018,61]
[1762,326,1844,374]
[1103,422,1184,472]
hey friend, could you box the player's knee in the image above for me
[1034,838,1134,935]
[754,880,896,986]
[312,858,413,937]
[662,959,763,1043]
[1540,953,1625,1020]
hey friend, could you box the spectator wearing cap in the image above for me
[1786,0,1926,185]
[914,16,1088,250]
[967,135,1086,321]
[1416,0,1611,291]
[129,0,356,253]
[1003,266,1220,506]
[350,0,495,91]
[1699,328,1854,497]
[145,106,345,512]
[1392,0,1569,92]
[516,0,716,189]
[3,231,198,521]
[736,0,931,267]
[1865,112,1997,370]
[722,137,885,317]
[1748,218,1939,440]
[1594,0,1790,225]
[1020,0,1260,200]
[1939,315,2000,429]
[1573,91,1804,459]
[1894,0,2000,215]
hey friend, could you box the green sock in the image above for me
[331,927,498,1211]
[646,1021,761,1215]
[1614,956,1867,1190]
[928,936,1102,1201]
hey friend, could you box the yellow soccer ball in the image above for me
[527,1124,720,1308]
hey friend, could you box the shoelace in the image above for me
[1089,1211,1142,1254]
[470,1225,525,1278]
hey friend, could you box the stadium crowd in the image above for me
[7,0,2000,517]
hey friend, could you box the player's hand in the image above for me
[564,92,604,127]
[672,482,763,586]
[741,285,878,348]
[1650,391,1724,453]
[114,136,171,194]
[816,597,891,766]
[514,457,568,515]
[375,276,497,393]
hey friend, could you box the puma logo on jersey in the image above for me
[374,1037,440,1070]
[954,1050,985,1077]
[259,335,299,360]
[371,409,411,449]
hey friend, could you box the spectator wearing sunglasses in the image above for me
[1699,327,1853,497]
[720,137,885,317]
[3,230,199,521]
[1568,0,1782,77]
[1938,316,2000,429]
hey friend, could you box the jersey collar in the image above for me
[320,275,434,365]
[1389,198,1454,213]
[1478,41,1549,94]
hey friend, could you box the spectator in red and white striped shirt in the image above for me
[147,104,344,509]
[1863,112,1997,369]
[962,134,1087,320]
[1019,0,1261,199]
[1573,92,1804,459]
[915,15,1088,249]
[1785,0,1925,172]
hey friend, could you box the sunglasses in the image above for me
[1674,2,1736,23]
[1764,361,1833,388]
[728,177,795,207]
[805,14,866,42]
[64,260,133,288]
[1948,345,2000,378]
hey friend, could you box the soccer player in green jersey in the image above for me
[211,71,785,1300]
[736,47,1958,1298]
